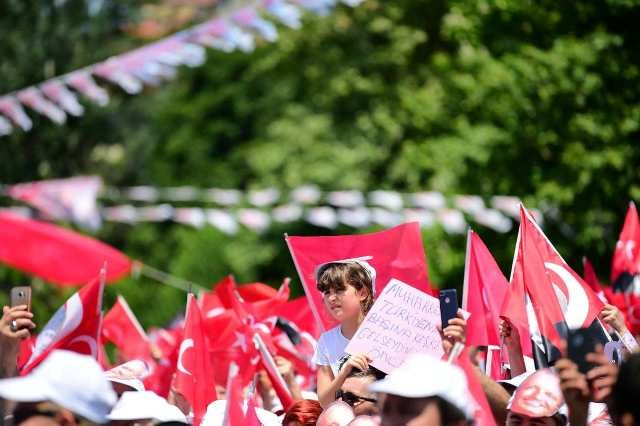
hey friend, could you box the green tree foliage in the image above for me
[2,0,640,329]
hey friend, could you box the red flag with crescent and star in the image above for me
[174,294,218,426]
[21,269,105,375]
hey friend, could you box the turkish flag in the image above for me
[21,270,105,375]
[462,230,509,348]
[502,206,606,367]
[223,362,260,426]
[174,294,218,426]
[102,295,151,360]
[144,326,182,397]
[0,212,131,286]
[211,276,290,322]
[582,257,608,304]
[455,348,497,426]
[611,202,640,292]
[286,222,433,331]
[277,296,321,339]
[239,279,290,321]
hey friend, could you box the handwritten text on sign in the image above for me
[345,278,444,373]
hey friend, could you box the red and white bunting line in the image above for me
[0,0,363,136]
[1,202,522,234]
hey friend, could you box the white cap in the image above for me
[201,400,280,426]
[0,350,117,423]
[314,256,377,295]
[368,353,475,420]
[107,391,187,423]
[105,359,149,392]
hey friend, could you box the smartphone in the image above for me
[10,286,32,312]
[439,288,459,329]
[567,328,597,374]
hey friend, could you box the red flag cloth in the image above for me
[611,202,640,284]
[102,295,151,360]
[502,206,606,363]
[0,212,131,286]
[455,349,497,426]
[223,363,253,426]
[240,279,290,321]
[21,272,105,374]
[277,296,321,339]
[244,397,262,426]
[145,327,182,397]
[583,257,608,304]
[286,222,433,331]
[97,335,112,370]
[462,230,509,347]
[520,207,604,329]
[17,335,36,371]
[211,276,290,322]
[174,294,218,426]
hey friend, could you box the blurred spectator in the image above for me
[105,360,149,396]
[369,354,473,426]
[0,350,117,425]
[107,391,187,426]
[506,368,567,426]
[316,400,355,426]
[336,360,385,417]
[609,352,640,426]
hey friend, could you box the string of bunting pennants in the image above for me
[0,0,364,136]
[0,177,542,234]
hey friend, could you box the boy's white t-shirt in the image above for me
[312,325,350,377]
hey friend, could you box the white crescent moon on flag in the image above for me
[177,339,194,376]
[25,293,85,367]
[69,335,98,358]
[544,262,589,329]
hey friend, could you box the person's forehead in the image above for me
[16,415,59,426]
[383,394,434,411]
[343,375,376,392]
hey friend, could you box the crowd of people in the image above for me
[0,255,639,426]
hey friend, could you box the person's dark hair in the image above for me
[432,396,467,425]
[338,356,386,381]
[608,352,640,424]
[282,399,323,426]
[316,262,374,314]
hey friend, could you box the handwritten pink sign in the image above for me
[345,278,444,373]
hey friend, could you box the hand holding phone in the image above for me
[439,288,459,329]
[5,286,34,335]
[10,286,32,311]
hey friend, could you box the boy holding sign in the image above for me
[312,258,376,408]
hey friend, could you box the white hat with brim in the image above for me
[314,256,377,295]
[201,400,280,426]
[0,350,117,424]
[368,354,475,420]
[107,391,187,423]
[106,376,145,392]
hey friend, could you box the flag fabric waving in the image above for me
[286,222,433,331]
[0,212,131,286]
[611,202,640,293]
[102,295,151,360]
[462,229,509,347]
[174,294,218,426]
[21,269,105,374]
[501,206,606,368]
